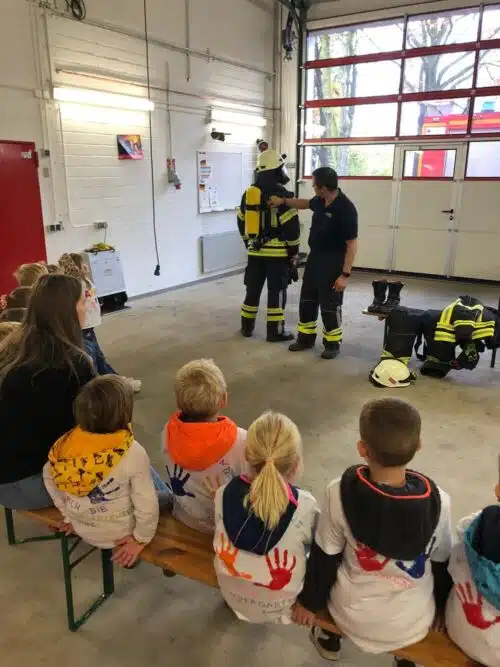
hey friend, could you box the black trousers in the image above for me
[298,252,343,345]
[241,255,290,333]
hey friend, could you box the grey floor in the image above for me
[1,271,499,667]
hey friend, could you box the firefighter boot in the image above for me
[241,316,255,338]
[380,281,404,314]
[321,342,340,360]
[266,322,294,343]
[289,333,316,351]
[367,280,388,314]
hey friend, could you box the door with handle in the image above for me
[391,145,465,276]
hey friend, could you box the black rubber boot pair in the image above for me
[289,334,340,360]
[241,317,294,343]
[367,280,404,315]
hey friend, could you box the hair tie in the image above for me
[265,457,274,465]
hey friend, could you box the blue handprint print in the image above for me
[165,464,195,498]
[395,536,437,579]
[88,477,121,505]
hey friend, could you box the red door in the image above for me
[0,140,46,295]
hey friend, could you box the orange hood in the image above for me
[164,412,237,471]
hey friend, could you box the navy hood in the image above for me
[465,506,500,610]
[341,465,441,561]
[222,476,299,556]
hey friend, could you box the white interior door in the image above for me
[392,145,465,276]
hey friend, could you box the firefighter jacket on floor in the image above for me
[379,297,499,378]
[237,184,300,260]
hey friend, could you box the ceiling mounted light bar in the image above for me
[53,86,154,111]
[210,108,268,127]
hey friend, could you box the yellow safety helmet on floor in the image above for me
[369,359,416,388]
[255,149,286,173]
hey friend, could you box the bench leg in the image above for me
[60,535,114,632]
[383,319,389,348]
[491,347,497,369]
[4,508,61,545]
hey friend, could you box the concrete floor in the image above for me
[1,271,499,667]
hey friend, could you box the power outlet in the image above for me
[45,222,63,233]
[95,221,108,230]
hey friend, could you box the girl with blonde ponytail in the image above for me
[214,411,319,624]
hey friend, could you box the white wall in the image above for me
[0,0,276,297]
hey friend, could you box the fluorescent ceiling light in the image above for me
[210,108,268,127]
[53,87,154,111]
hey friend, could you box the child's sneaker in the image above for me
[124,377,142,393]
[310,627,342,661]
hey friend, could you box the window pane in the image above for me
[307,60,401,100]
[400,98,470,136]
[467,142,500,177]
[304,144,395,176]
[472,96,500,133]
[476,50,500,87]
[307,19,404,61]
[403,52,475,93]
[305,104,398,140]
[403,149,456,178]
[481,5,500,41]
[406,8,480,49]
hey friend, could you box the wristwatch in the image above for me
[342,271,351,278]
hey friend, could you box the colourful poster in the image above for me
[117,135,144,160]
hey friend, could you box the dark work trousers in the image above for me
[241,255,290,335]
[297,252,344,346]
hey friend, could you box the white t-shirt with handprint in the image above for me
[162,427,247,534]
[316,479,453,654]
[446,513,500,667]
[214,485,319,624]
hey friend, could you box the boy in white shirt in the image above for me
[214,410,319,624]
[293,398,453,666]
[446,475,500,667]
[162,359,246,533]
[44,375,166,567]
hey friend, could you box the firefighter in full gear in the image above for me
[369,296,500,386]
[237,149,300,342]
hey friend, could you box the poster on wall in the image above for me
[117,135,144,160]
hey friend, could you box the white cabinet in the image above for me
[84,250,126,298]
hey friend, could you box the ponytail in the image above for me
[245,411,302,529]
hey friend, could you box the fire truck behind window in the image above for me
[400,98,469,137]
[403,149,457,179]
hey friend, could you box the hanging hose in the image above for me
[65,0,86,21]
[143,0,161,276]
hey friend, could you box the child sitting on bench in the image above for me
[162,359,246,533]
[293,398,453,667]
[445,461,500,667]
[214,410,319,623]
[43,375,169,568]
[14,262,48,287]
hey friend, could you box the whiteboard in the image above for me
[197,151,243,214]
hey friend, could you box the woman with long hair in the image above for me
[0,274,94,509]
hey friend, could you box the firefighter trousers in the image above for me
[297,252,344,346]
[241,255,290,335]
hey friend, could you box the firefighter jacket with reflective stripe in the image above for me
[237,186,300,259]
[434,298,496,345]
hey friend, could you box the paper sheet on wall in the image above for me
[197,150,243,213]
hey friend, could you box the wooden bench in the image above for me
[4,507,472,665]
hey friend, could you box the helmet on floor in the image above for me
[369,359,415,388]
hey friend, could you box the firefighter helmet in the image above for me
[369,359,415,388]
[256,149,286,173]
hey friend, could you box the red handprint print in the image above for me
[256,548,297,591]
[456,582,500,630]
[216,534,252,580]
[355,541,390,572]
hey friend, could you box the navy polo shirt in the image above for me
[308,190,358,255]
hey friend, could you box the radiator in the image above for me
[201,230,247,273]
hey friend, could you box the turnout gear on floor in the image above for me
[367,280,388,313]
[369,359,416,388]
[237,150,300,340]
[372,297,500,386]
[379,281,404,314]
